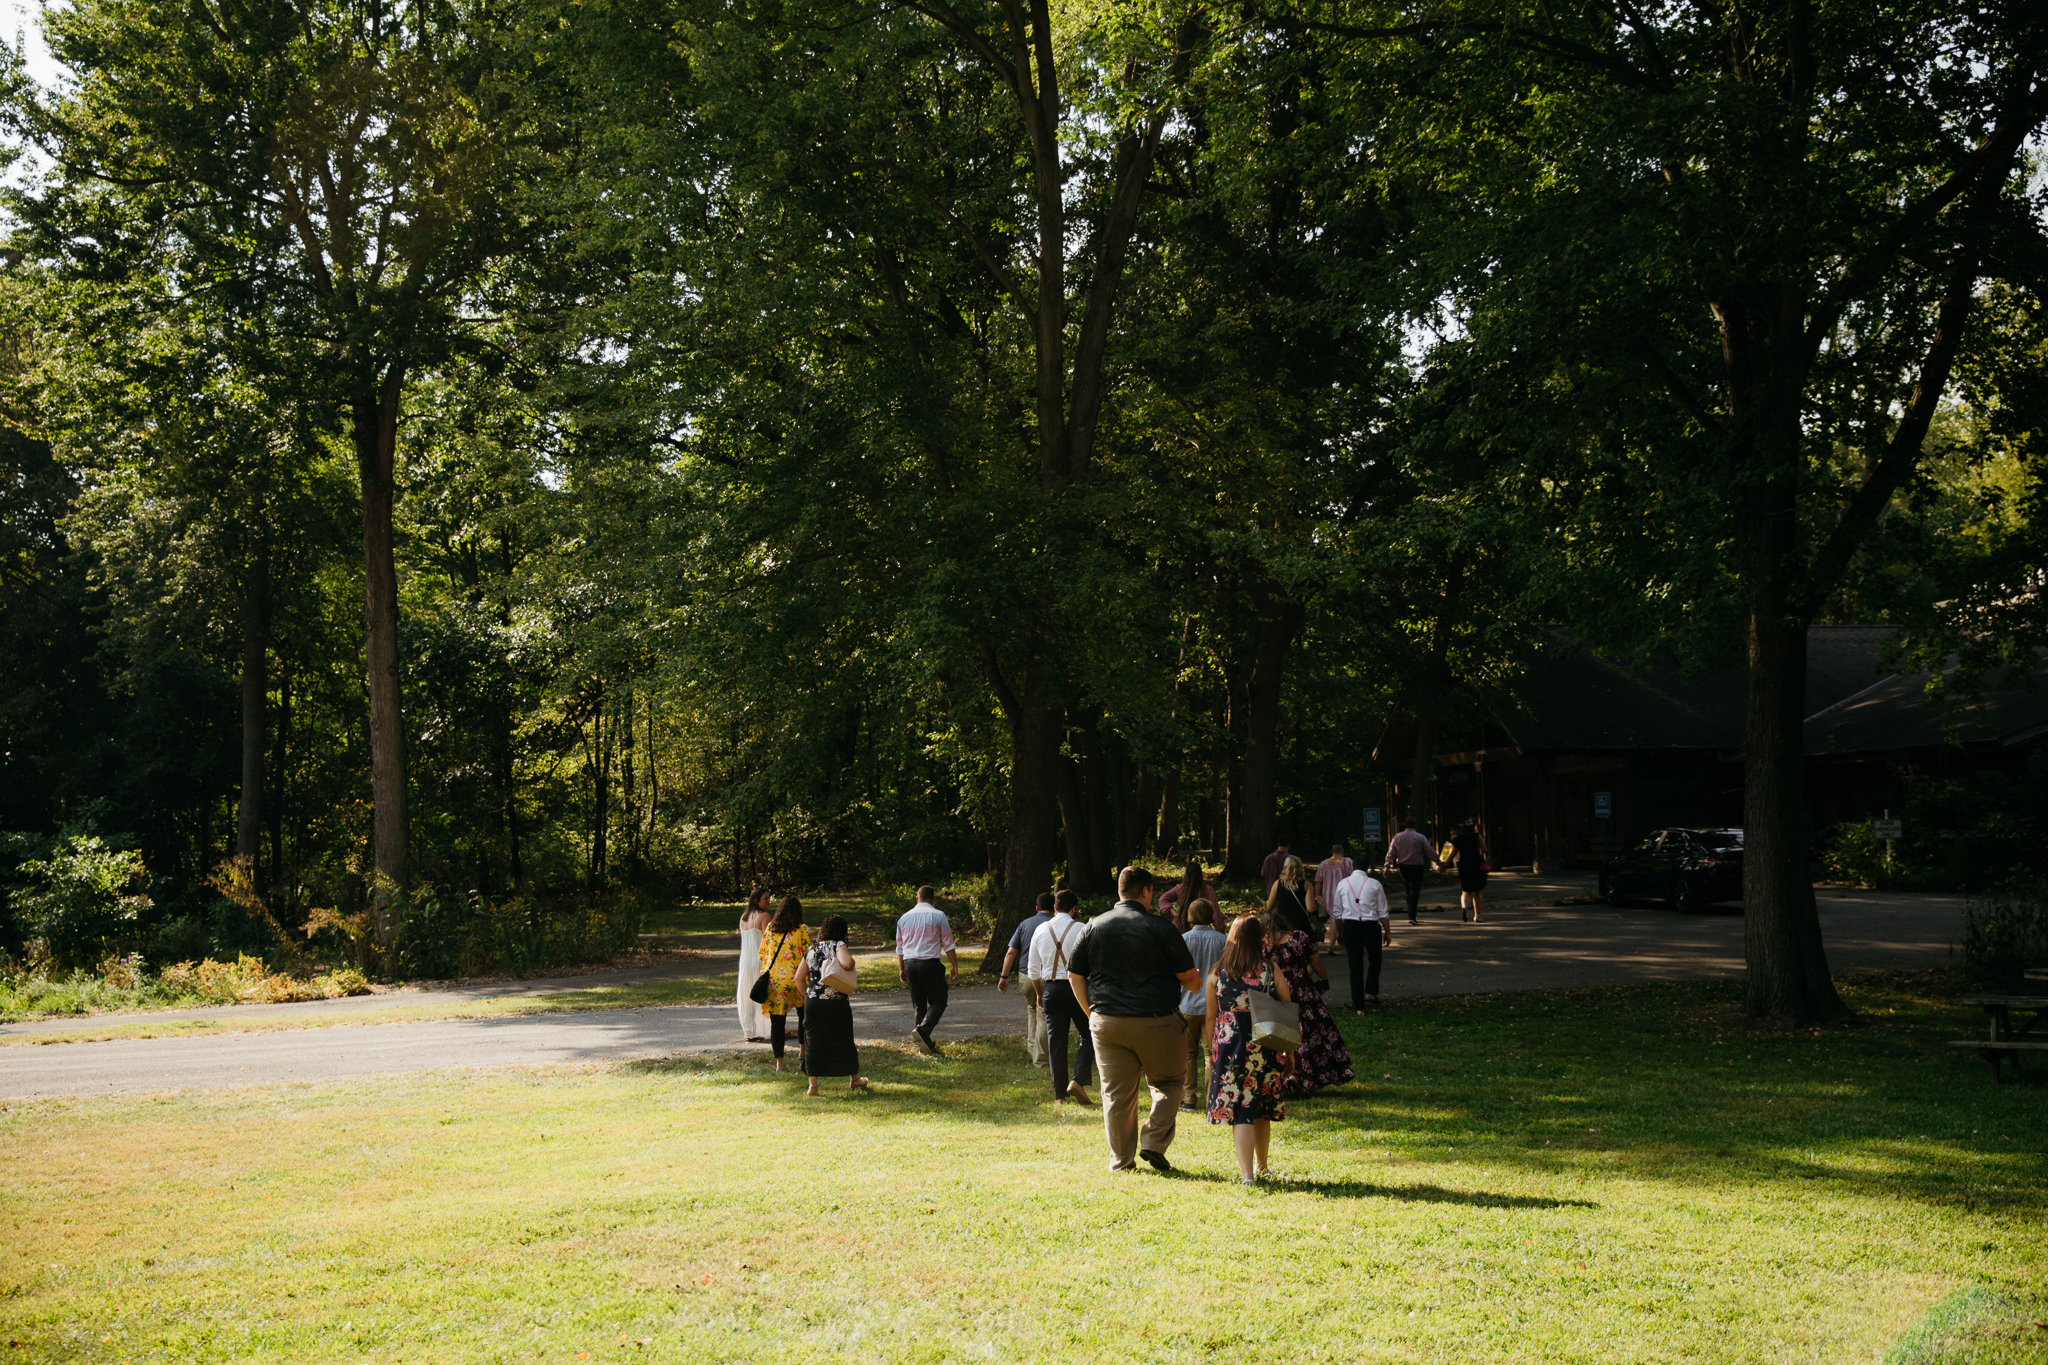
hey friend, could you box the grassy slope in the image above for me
[2,973,2043,1364]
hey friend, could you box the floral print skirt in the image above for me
[1207,982,1287,1125]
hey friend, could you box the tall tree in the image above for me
[25,0,579,932]
[1277,0,2048,1019]
[580,0,1204,953]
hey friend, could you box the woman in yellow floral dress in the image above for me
[758,896,813,1072]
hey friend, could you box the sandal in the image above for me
[851,1077,871,1091]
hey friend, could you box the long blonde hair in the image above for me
[1280,854,1307,890]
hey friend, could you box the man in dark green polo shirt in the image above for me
[1067,865,1200,1172]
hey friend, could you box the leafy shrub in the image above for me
[1820,821,1891,888]
[955,877,1000,941]
[0,949,369,1021]
[393,885,467,980]
[4,833,152,968]
[1959,881,2048,991]
[147,914,212,965]
[300,883,645,982]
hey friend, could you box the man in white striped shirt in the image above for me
[896,886,957,1055]
[1330,866,1391,1012]
[1028,889,1094,1105]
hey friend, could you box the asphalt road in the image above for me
[0,881,1965,1099]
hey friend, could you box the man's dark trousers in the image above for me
[1339,919,1382,1007]
[1397,865,1425,919]
[904,958,948,1039]
[1041,979,1095,1098]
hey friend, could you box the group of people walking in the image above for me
[737,889,872,1095]
[995,863,1373,1182]
[734,823,1488,1183]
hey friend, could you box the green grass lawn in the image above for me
[3,973,2043,1363]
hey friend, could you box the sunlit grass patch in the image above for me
[2,978,2043,1363]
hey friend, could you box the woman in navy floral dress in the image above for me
[1268,920,1354,1095]
[1205,917,1292,1184]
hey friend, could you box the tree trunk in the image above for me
[1082,725,1117,881]
[645,686,657,849]
[270,664,289,890]
[1222,680,1247,877]
[986,692,1064,970]
[1056,752,1098,894]
[1154,615,1193,858]
[235,521,268,878]
[502,718,522,890]
[1736,450,1850,1023]
[1108,741,1137,870]
[1233,592,1302,879]
[622,686,638,868]
[1132,765,1160,863]
[1155,769,1180,857]
[357,361,409,939]
[589,694,609,887]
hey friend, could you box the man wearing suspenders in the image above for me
[1029,889,1095,1106]
[997,891,1056,1068]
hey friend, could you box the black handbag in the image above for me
[750,932,791,1004]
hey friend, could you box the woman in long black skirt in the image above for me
[797,913,869,1095]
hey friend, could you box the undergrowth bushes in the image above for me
[384,888,646,981]
[0,951,371,1023]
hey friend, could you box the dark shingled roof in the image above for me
[1495,627,1893,754]
[1805,656,2048,756]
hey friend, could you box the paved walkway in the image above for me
[0,885,1964,1099]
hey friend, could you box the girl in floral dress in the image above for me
[758,896,813,1072]
[1268,916,1354,1095]
[1205,916,1292,1184]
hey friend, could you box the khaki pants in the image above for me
[1181,1011,1207,1107]
[1024,982,1047,1067]
[1089,1012,1186,1170]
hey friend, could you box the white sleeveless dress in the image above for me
[736,923,769,1039]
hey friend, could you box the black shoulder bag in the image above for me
[750,932,791,1004]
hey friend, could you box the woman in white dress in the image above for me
[736,888,773,1041]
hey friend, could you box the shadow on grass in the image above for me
[618,980,2048,1219]
[1257,1175,1596,1207]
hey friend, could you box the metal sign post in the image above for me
[1363,807,1383,851]
[1873,810,1903,869]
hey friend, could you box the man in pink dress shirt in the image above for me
[1383,820,1440,926]
[895,886,958,1054]
[1258,839,1293,894]
[1315,844,1355,916]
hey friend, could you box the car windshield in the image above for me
[1694,831,1743,850]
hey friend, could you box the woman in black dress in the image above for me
[1263,855,1319,939]
[796,913,869,1094]
[1448,820,1489,922]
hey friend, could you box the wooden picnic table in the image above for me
[1950,991,2048,1083]
[2028,968,2047,982]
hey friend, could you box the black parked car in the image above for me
[1598,828,1744,912]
